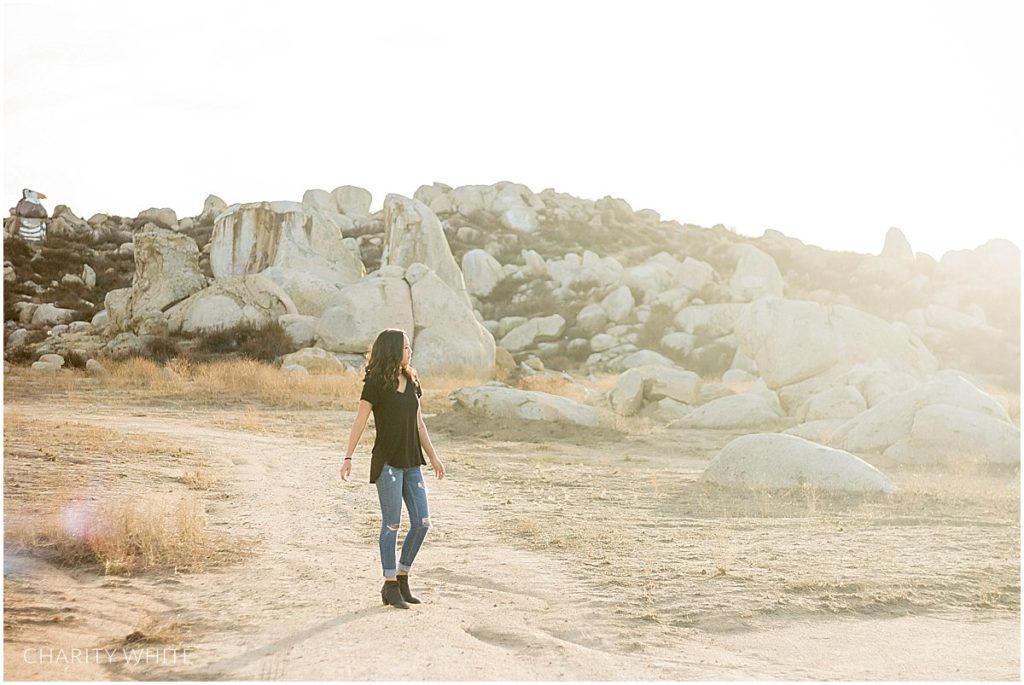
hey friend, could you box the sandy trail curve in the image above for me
[3,399,1019,680]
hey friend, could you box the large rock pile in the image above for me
[4,180,1020,467]
[5,187,496,377]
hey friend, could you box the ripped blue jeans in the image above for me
[375,464,431,579]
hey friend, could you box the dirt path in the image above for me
[3,398,1020,680]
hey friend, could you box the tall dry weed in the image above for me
[6,493,239,575]
[608,413,660,436]
[888,457,1020,518]
[107,357,176,390]
[513,373,609,407]
[98,358,361,408]
[124,614,192,645]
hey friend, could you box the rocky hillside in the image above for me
[3,182,1019,393]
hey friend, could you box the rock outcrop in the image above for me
[103,226,208,334]
[165,275,297,334]
[406,262,496,378]
[382,194,470,305]
[211,201,364,286]
[669,393,782,430]
[830,373,1019,464]
[702,433,897,492]
[734,297,937,389]
[450,383,600,427]
[315,275,414,353]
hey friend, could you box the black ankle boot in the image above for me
[381,580,409,609]
[397,575,421,604]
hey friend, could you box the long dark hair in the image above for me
[363,328,419,393]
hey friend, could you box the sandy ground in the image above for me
[2,375,1020,681]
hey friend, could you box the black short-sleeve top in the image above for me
[359,373,425,483]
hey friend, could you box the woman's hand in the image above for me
[429,454,446,480]
[339,459,353,482]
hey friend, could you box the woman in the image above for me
[340,328,446,610]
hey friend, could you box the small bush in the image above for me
[3,236,34,262]
[4,345,38,365]
[492,281,559,320]
[685,340,735,377]
[479,276,524,313]
[3,295,22,323]
[543,355,574,372]
[64,350,89,369]
[6,493,232,575]
[196,320,293,362]
[3,329,47,364]
[637,302,675,349]
[143,336,181,363]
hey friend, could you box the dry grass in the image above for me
[477,433,1019,628]
[202,408,269,434]
[107,356,181,390]
[4,409,190,458]
[179,468,217,490]
[5,359,494,413]
[75,358,361,408]
[608,413,661,435]
[5,493,241,575]
[3,366,1018,643]
[514,374,587,400]
[3,409,202,511]
[124,614,192,645]
[515,373,623,408]
[5,402,245,575]
[879,458,1020,519]
[585,372,625,395]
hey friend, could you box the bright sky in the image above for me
[3,0,1021,258]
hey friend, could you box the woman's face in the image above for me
[401,334,411,367]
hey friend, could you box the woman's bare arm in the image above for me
[416,407,437,459]
[345,400,373,459]
[417,407,445,479]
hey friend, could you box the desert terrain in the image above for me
[3,362,1019,681]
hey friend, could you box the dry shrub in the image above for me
[515,373,573,395]
[12,357,503,411]
[4,410,195,473]
[203,409,268,434]
[587,372,625,394]
[106,356,172,389]
[497,512,624,554]
[124,615,191,645]
[195,320,293,362]
[608,413,660,435]
[4,344,40,365]
[514,373,596,405]
[888,457,1020,517]
[190,359,360,407]
[6,493,236,575]
[3,235,34,262]
[3,364,82,393]
[179,468,217,490]
[190,358,286,394]
[143,335,181,363]
[637,302,675,349]
[94,358,357,407]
